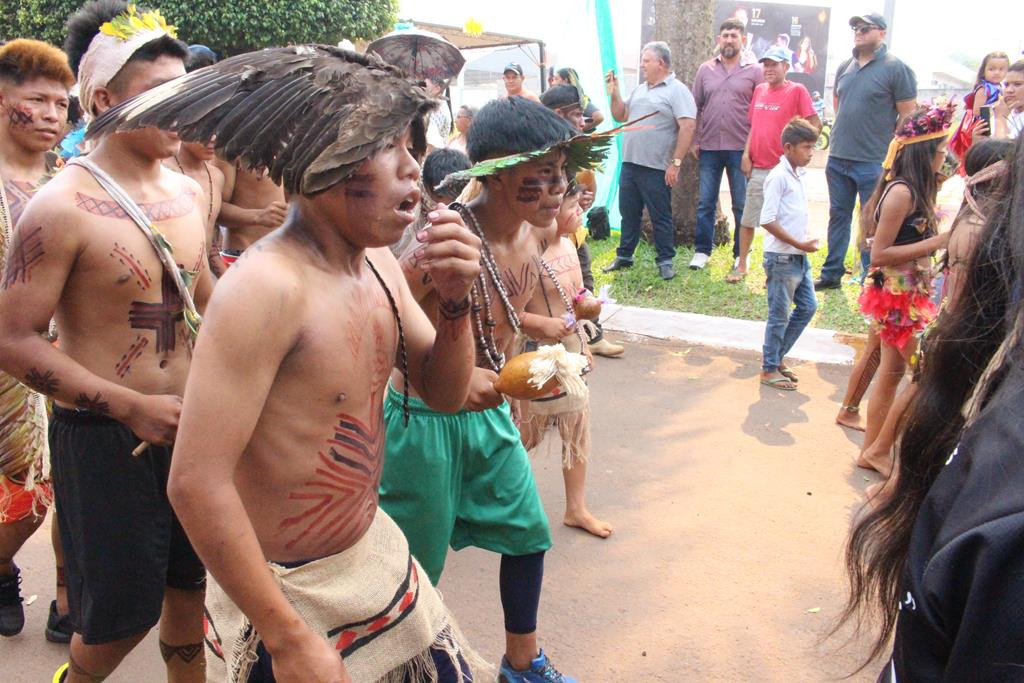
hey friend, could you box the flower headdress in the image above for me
[882,104,955,180]
[78,5,178,118]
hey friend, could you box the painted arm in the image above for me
[869,184,948,267]
[0,200,181,444]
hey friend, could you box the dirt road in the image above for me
[3,337,882,681]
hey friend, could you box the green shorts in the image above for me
[379,385,552,585]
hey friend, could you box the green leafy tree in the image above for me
[0,0,398,56]
[164,0,398,56]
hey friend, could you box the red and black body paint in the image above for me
[75,190,197,222]
[2,226,44,289]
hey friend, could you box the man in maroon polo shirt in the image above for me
[690,17,763,271]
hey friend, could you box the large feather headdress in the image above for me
[86,45,437,196]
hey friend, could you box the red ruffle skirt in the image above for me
[858,264,937,350]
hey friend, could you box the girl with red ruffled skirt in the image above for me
[853,105,954,485]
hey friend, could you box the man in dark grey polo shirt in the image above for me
[815,12,917,289]
[603,41,697,280]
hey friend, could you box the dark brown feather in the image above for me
[87,45,436,196]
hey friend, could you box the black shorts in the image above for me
[50,405,205,644]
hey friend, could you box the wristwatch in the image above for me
[671,158,683,167]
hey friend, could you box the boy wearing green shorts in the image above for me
[383,97,590,683]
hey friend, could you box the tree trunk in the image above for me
[639,0,730,249]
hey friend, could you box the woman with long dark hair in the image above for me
[854,106,953,478]
[839,135,1022,680]
[857,138,1013,503]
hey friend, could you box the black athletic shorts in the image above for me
[50,405,205,644]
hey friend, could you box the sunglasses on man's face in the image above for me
[854,25,878,34]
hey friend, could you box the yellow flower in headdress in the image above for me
[99,5,178,41]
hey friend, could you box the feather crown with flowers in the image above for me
[882,103,955,179]
[895,103,955,140]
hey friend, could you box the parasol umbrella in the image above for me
[366,28,466,82]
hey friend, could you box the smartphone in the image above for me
[979,105,993,134]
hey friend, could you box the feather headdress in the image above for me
[882,103,955,180]
[438,113,654,191]
[77,4,178,118]
[86,45,438,196]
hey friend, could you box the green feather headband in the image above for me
[439,113,654,190]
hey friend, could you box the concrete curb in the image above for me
[600,304,855,366]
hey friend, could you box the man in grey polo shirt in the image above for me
[603,41,697,280]
[815,11,916,289]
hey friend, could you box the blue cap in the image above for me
[759,46,791,64]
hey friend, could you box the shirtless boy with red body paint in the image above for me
[0,38,75,644]
[86,44,484,682]
[0,3,211,681]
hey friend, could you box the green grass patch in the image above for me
[589,234,867,334]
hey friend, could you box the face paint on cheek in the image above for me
[7,105,33,128]
[343,173,377,199]
[516,176,544,203]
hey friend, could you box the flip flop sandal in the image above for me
[761,377,797,391]
[779,367,798,382]
[725,269,746,284]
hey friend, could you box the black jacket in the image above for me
[882,365,1024,681]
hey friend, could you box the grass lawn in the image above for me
[589,233,868,334]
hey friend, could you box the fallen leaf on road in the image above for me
[26,594,37,606]
[688,375,698,380]
[806,607,821,613]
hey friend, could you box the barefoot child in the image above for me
[759,117,820,391]
[518,182,612,538]
[88,45,486,682]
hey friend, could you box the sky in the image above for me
[398,0,1024,84]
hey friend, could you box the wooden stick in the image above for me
[132,441,150,457]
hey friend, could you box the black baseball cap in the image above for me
[849,12,887,29]
[503,62,525,76]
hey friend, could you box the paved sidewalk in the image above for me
[601,303,855,366]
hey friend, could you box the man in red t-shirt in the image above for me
[727,46,821,282]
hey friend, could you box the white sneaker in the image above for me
[688,252,710,270]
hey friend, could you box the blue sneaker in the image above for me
[498,649,578,683]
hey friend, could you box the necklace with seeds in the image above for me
[538,257,590,371]
[453,203,522,372]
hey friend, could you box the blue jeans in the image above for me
[820,156,882,283]
[617,162,675,265]
[762,253,817,372]
[696,150,746,256]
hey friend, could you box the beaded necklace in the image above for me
[538,257,590,370]
[453,203,523,372]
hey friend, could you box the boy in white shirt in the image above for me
[759,117,820,390]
